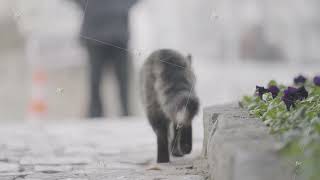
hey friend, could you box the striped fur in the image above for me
[140,49,199,163]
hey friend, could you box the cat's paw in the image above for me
[171,145,184,157]
[181,143,192,154]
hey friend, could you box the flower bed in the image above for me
[240,75,320,180]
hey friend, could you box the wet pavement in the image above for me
[0,117,208,180]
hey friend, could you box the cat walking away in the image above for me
[140,49,199,163]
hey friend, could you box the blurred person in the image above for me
[74,0,137,118]
[240,25,285,61]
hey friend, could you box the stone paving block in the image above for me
[0,171,33,179]
[20,156,92,165]
[142,175,205,180]
[0,162,20,172]
[34,165,73,173]
[233,151,291,180]
[203,104,293,180]
[60,179,89,180]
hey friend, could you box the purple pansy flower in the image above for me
[282,86,308,110]
[256,86,269,98]
[296,86,308,100]
[268,86,280,98]
[282,87,298,110]
[294,75,307,85]
[313,76,320,86]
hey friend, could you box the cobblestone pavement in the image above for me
[0,117,208,180]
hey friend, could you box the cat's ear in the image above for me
[186,54,192,64]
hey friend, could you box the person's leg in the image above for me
[87,43,105,118]
[113,48,130,116]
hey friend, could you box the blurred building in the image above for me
[131,0,320,63]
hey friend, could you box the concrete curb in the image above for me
[202,103,293,180]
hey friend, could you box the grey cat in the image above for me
[140,49,200,163]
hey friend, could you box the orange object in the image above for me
[29,100,47,114]
[32,70,47,84]
[27,69,48,120]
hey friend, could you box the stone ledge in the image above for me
[202,103,293,180]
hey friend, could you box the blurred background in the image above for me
[0,0,319,121]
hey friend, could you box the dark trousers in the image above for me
[85,41,130,118]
